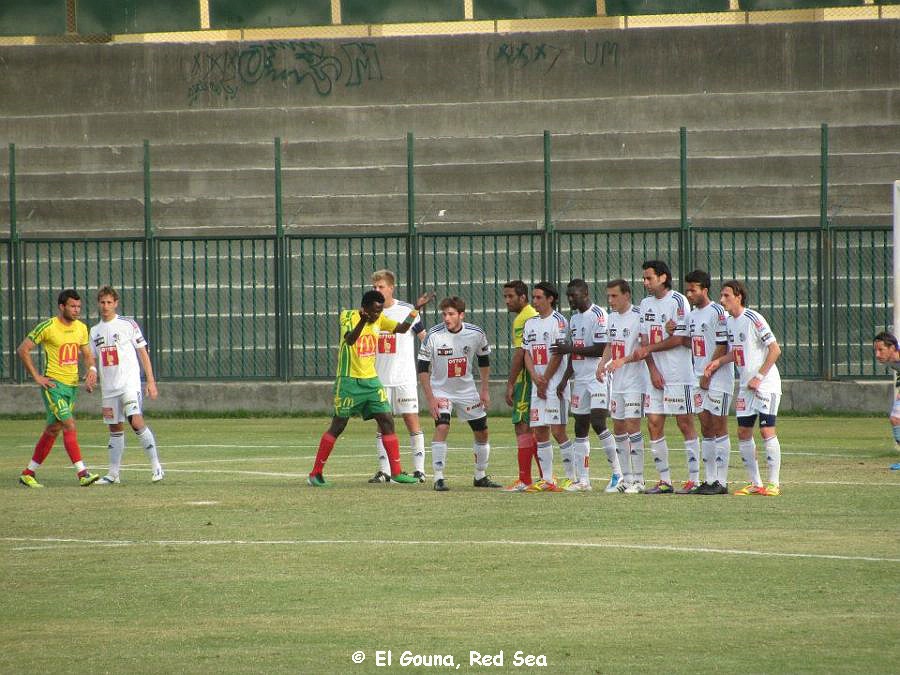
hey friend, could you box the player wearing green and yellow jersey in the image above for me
[17,289,101,488]
[308,288,434,487]
[501,280,540,491]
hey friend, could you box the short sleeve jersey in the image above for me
[26,317,89,386]
[607,305,650,395]
[522,311,569,391]
[891,361,900,399]
[511,303,539,385]
[688,302,734,392]
[90,315,147,397]
[337,310,399,379]
[639,290,695,386]
[418,322,490,397]
[726,308,782,393]
[375,300,424,387]
[569,304,609,384]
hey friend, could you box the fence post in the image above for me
[820,123,833,380]
[9,143,23,382]
[543,130,556,285]
[274,137,290,381]
[679,126,692,275]
[142,140,160,373]
[406,132,420,298]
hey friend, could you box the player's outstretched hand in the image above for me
[414,291,436,311]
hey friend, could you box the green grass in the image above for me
[1,416,898,673]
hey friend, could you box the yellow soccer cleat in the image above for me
[733,483,765,496]
[19,474,44,488]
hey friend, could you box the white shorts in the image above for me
[384,383,419,415]
[102,390,143,425]
[434,390,486,422]
[530,391,569,427]
[645,384,696,416]
[735,388,781,418]
[571,379,610,415]
[692,386,731,417]
[610,392,645,421]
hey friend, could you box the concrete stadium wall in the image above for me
[0,380,892,416]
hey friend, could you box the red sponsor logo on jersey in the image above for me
[733,345,745,367]
[100,345,119,367]
[611,341,625,360]
[58,343,79,366]
[531,344,549,366]
[572,339,585,361]
[753,317,764,330]
[447,357,467,378]
[377,333,397,354]
[691,336,706,358]
[356,334,377,358]
[650,325,664,345]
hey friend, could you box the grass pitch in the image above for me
[1,415,898,674]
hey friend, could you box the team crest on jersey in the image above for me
[542,331,549,342]
[623,328,630,337]
[463,345,470,355]
[739,332,746,341]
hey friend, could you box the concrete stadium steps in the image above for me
[1,88,897,146]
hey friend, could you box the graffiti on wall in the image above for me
[187,41,383,105]
[491,39,620,74]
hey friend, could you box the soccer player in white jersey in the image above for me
[89,286,163,484]
[553,279,622,492]
[872,331,900,470]
[704,280,783,496]
[368,270,430,483]
[417,296,498,492]
[684,270,733,495]
[521,282,572,492]
[633,260,701,495]
[600,279,650,494]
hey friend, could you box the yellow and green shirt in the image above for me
[512,303,539,384]
[26,317,88,386]
[336,310,399,379]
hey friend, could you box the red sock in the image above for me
[312,432,336,475]
[516,433,537,483]
[26,432,57,472]
[382,434,402,476]
[62,429,82,464]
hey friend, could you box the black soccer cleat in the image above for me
[433,478,450,492]
[473,475,502,488]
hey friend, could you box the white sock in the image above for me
[764,436,781,486]
[536,441,554,482]
[108,431,125,478]
[376,434,390,474]
[598,429,621,476]
[559,439,576,481]
[739,438,762,485]
[714,434,731,485]
[410,431,426,474]
[136,427,161,471]
[684,437,701,483]
[650,437,671,483]
[473,442,490,479]
[701,437,716,484]
[574,437,590,483]
[614,434,632,484]
[629,433,645,484]
[431,441,448,480]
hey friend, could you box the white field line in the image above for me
[2,536,897,564]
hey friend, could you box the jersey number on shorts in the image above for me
[531,344,549,366]
[377,334,397,354]
[447,357,467,378]
[100,345,119,367]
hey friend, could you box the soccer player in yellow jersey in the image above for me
[308,289,433,487]
[501,280,540,491]
[17,289,101,487]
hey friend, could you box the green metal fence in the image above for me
[1,130,893,383]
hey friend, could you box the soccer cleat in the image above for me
[307,473,331,487]
[151,468,165,483]
[525,479,563,493]
[733,483,765,496]
[433,478,450,492]
[676,480,701,494]
[644,481,674,494]
[19,474,44,488]
[622,481,645,494]
[96,475,120,485]
[389,472,419,484]
[762,483,781,497]
[890,463,900,471]
[367,471,391,483]
[473,475,502,488]
[412,471,427,483]
[502,479,530,492]
[79,472,101,487]
[696,480,728,495]
[557,477,577,490]
[604,474,622,493]
[564,479,592,492]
